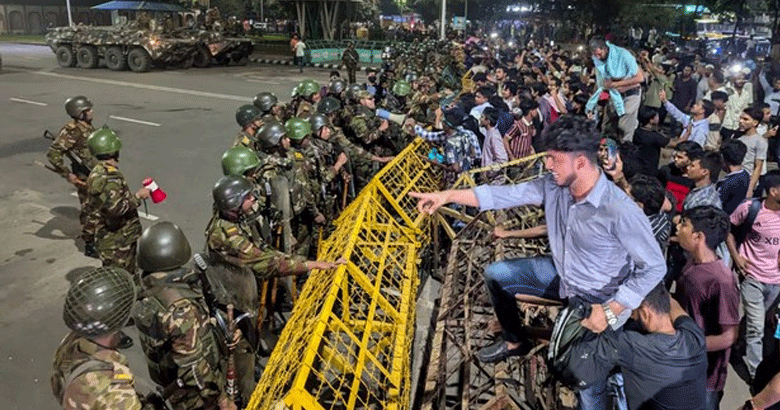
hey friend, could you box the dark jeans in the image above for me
[483,256,561,344]
[705,390,723,410]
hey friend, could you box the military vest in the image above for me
[133,270,221,387]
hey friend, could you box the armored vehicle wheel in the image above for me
[76,46,99,68]
[127,47,152,72]
[193,45,211,68]
[105,47,127,71]
[55,45,76,67]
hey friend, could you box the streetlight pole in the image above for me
[66,0,73,26]
[439,0,446,40]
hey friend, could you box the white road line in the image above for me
[109,115,161,127]
[9,97,47,106]
[70,192,159,221]
[33,71,252,102]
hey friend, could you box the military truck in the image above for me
[45,24,198,72]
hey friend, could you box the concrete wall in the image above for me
[0,4,110,34]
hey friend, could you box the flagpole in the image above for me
[66,0,73,26]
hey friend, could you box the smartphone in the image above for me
[606,143,618,170]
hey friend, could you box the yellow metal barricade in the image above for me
[247,139,443,410]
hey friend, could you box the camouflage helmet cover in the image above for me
[137,221,192,273]
[63,266,136,336]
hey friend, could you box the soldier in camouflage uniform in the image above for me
[341,42,360,84]
[85,126,151,278]
[204,176,342,399]
[253,92,290,123]
[47,96,98,257]
[231,104,263,150]
[133,221,236,410]
[290,79,321,118]
[51,267,146,410]
[381,79,411,113]
[308,113,349,218]
[318,96,393,192]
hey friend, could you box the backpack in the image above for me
[732,198,762,247]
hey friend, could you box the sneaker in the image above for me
[475,339,531,363]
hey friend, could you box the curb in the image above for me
[249,56,372,71]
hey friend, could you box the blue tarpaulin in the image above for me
[91,1,186,12]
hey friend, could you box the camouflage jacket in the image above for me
[256,151,318,218]
[330,127,373,166]
[133,270,224,410]
[47,119,97,179]
[85,161,142,249]
[231,129,256,151]
[408,90,438,123]
[205,215,308,280]
[380,93,406,113]
[295,100,314,119]
[348,105,384,146]
[51,332,143,410]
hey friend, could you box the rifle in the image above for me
[225,304,237,402]
[43,129,92,178]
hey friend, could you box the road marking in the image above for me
[109,115,161,127]
[33,71,252,102]
[70,192,159,221]
[10,97,47,106]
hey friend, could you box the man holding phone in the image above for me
[409,115,666,410]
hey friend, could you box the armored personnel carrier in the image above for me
[45,24,198,72]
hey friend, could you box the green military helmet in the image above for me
[235,104,262,128]
[293,79,320,99]
[63,266,136,337]
[284,117,312,141]
[253,92,278,113]
[87,126,122,156]
[317,96,342,115]
[392,80,412,97]
[257,119,287,149]
[137,221,192,273]
[221,146,261,176]
[328,79,346,95]
[212,175,253,214]
[309,113,330,134]
[64,95,93,119]
[345,83,364,101]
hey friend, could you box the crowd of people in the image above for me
[43,26,780,410]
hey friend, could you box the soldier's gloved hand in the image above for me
[379,120,389,132]
[227,329,242,349]
[335,152,348,168]
[314,213,326,224]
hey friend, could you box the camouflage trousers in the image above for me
[76,184,93,243]
[346,65,357,84]
[99,242,138,282]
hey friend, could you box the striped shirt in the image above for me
[504,117,535,159]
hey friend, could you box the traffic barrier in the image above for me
[247,138,443,410]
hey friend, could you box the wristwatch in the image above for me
[602,303,618,327]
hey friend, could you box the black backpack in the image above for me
[732,198,762,247]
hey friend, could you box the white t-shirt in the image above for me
[295,41,306,57]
